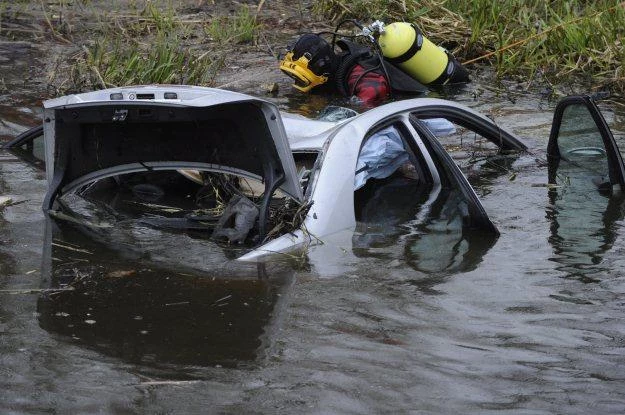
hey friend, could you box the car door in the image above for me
[408,115,499,234]
[351,115,499,274]
[547,94,625,193]
[545,95,625,281]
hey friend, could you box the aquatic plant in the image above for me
[313,0,625,92]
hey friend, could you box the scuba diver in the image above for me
[279,21,470,107]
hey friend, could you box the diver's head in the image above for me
[279,34,337,92]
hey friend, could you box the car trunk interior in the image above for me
[47,102,309,248]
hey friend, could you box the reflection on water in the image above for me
[547,165,624,282]
[37,218,293,368]
[546,98,625,281]
[3,87,625,413]
[353,178,496,276]
[404,189,497,274]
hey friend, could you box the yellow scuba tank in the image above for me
[377,22,469,85]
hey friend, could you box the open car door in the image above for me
[547,94,625,193]
[545,95,624,280]
[409,115,499,234]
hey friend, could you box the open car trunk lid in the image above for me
[42,86,304,209]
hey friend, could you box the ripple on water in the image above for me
[2,84,625,413]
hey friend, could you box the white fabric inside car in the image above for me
[354,119,455,190]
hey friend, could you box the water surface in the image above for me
[1,83,625,414]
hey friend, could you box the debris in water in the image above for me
[531,183,561,188]
[123,200,184,213]
[262,82,279,94]
[0,287,75,294]
[0,196,13,208]
[48,210,113,228]
[138,380,202,387]
[210,294,232,308]
[51,241,93,254]
[105,270,137,279]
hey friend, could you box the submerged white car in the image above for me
[6,86,621,263]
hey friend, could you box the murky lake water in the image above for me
[2,76,625,414]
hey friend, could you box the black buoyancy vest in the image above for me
[334,39,428,97]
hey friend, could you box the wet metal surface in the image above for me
[2,85,625,414]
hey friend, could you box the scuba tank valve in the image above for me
[362,20,386,42]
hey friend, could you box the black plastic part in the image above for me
[258,161,285,242]
[3,124,46,170]
[3,124,43,149]
[335,51,364,97]
[430,52,470,85]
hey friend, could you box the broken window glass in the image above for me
[316,105,358,122]
[420,116,511,178]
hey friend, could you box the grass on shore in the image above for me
[205,5,259,44]
[26,1,261,92]
[313,0,625,92]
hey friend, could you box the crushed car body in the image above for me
[5,85,537,261]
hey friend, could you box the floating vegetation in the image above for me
[313,0,625,92]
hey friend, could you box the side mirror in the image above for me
[3,125,45,170]
[547,95,625,192]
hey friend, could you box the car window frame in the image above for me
[409,115,499,234]
[358,119,435,186]
[410,104,527,151]
[547,94,625,190]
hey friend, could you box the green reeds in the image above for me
[66,3,221,90]
[77,34,218,88]
[47,1,261,92]
[205,5,260,44]
[314,0,625,92]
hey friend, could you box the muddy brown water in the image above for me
[2,74,625,413]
